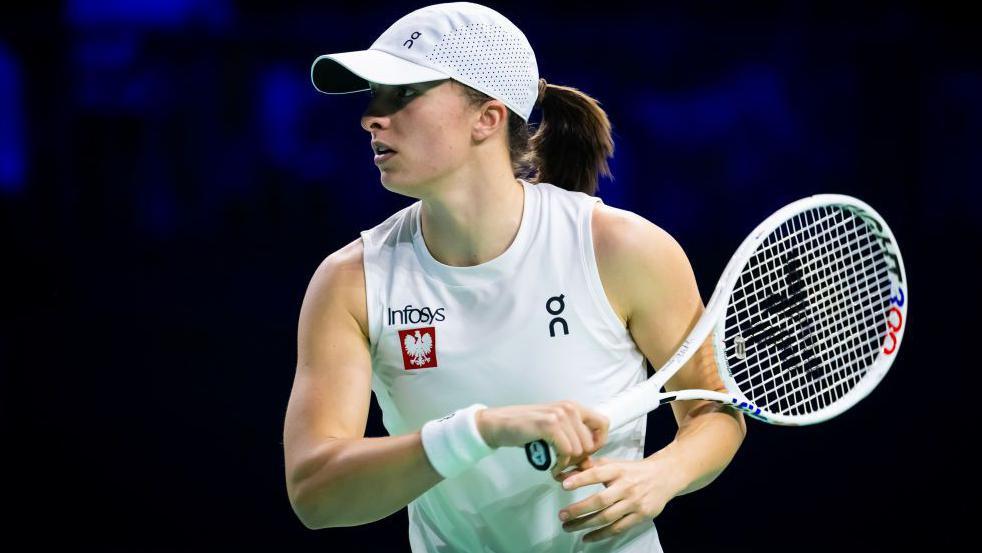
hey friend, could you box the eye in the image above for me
[367,85,416,105]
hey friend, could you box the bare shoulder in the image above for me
[308,237,369,339]
[590,202,693,325]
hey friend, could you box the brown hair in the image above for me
[455,78,614,196]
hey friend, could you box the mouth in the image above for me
[374,151,397,164]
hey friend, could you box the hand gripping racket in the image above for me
[525,194,907,471]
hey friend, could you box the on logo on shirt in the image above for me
[399,326,438,370]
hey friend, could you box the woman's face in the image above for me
[360,79,479,197]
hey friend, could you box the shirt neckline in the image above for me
[411,179,535,287]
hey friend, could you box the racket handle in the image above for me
[523,376,671,471]
[524,439,556,471]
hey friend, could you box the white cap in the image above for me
[310,2,539,122]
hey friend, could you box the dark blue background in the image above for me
[2,1,974,551]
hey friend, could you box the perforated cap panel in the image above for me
[427,21,537,121]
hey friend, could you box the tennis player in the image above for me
[284,3,746,551]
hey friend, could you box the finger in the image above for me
[562,463,620,491]
[554,456,594,482]
[554,467,582,484]
[580,406,610,446]
[554,465,578,482]
[552,410,584,476]
[572,414,595,457]
[563,415,586,462]
[570,403,599,455]
[561,403,587,459]
[549,427,573,477]
[560,485,622,524]
[562,496,631,533]
[582,512,646,543]
[551,440,572,477]
[592,424,608,451]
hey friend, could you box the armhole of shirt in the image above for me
[578,196,632,343]
[359,230,381,358]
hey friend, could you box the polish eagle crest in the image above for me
[403,329,433,367]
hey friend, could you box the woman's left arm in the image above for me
[558,204,746,543]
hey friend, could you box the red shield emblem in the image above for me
[398,326,438,370]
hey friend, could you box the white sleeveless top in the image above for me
[360,179,663,552]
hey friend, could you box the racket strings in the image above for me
[742,207,888,414]
[746,206,844,263]
[781,211,892,411]
[726,207,879,348]
[726,218,891,376]
[727,216,886,310]
[758,279,890,414]
[731,208,839,415]
[727,219,847,412]
[723,227,889,335]
[788,207,891,410]
[745,207,891,415]
[733,273,891,413]
[723,205,893,417]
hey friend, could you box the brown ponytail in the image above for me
[456,78,615,196]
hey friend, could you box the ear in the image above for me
[471,100,509,142]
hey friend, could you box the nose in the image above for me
[360,97,393,132]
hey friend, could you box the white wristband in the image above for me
[420,403,495,479]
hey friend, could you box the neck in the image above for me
[418,171,525,267]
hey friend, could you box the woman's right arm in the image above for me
[283,239,611,529]
[283,238,443,529]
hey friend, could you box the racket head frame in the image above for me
[711,193,908,425]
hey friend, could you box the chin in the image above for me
[379,173,425,200]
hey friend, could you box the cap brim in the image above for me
[311,49,450,94]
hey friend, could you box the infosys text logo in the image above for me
[387,304,446,326]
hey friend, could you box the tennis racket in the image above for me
[525,194,907,471]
